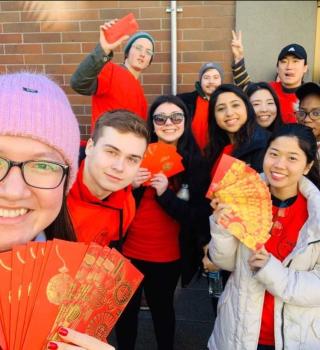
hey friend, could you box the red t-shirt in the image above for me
[259,192,308,345]
[91,61,147,131]
[269,81,298,124]
[192,96,209,152]
[122,187,181,262]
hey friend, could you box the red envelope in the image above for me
[103,13,139,43]
[141,142,185,184]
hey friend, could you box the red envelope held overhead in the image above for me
[103,13,139,44]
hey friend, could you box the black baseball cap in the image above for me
[277,43,307,63]
[296,82,320,101]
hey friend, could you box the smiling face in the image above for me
[152,102,185,145]
[200,68,222,98]
[84,126,147,199]
[0,135,66,251]
[263,136,312,200]
[214,92,247,142]
[125,38,153,74]
[277,55,307,89]
[249,89,277,128]
[299,94,320,141]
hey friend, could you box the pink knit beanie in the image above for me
[0,72,80,192]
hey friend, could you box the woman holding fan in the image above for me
[0,72,114,350]
[116,95,210,350]
[208,123,320,350]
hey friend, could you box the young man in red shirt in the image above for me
[231,30,308,123]
[71,20,155,132]
[67,110,149,250]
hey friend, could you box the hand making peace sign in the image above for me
[231,30,244,63]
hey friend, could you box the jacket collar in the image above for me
[70,160,132,210]
[194,81,208,100]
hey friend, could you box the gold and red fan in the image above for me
[206,154,273,250]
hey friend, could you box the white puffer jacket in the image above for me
[208,176,320,350]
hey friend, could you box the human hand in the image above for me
[47,327,114,350]
[150,172,169,196]
[132,167,151,188]
[211,199,234,227]
[99,20,129,56]
[248,246,270,272]
[231,30,244,63]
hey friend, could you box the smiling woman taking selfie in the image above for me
[208,123,320,350]
[0,72,114,350]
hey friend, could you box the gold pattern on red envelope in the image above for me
[0,240,143,350]
[206,154,273,250]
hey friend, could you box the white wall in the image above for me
[236,0,317,82]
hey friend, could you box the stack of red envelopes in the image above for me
[206,154,273,250]
[0,240,143,350]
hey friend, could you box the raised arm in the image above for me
[70,20,129,95]
[231,30,251,91]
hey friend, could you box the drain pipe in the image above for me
[166,1,182,95]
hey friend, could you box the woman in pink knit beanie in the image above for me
[0,72,114,350]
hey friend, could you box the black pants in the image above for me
[257,345,275,350]
[115,258,181,350]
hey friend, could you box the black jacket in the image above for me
[130,152,211,287]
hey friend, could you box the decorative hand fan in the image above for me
[140,142,185,182]
[206,154,273,250]
[0,240,143,350]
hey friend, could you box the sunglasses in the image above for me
[153,112,185,126]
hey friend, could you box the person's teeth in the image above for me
[0,208,28,218]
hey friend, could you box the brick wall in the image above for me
[0,0,235,139]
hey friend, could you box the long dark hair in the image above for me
[205,84,257,168]
[267,123,320,189]
[148,95,202,189]
[44,177,77,241]
[246,82,283,132]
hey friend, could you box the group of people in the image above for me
[0,17,320,350]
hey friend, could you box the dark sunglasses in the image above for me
[153,112,185,126]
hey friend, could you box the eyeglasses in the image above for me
[295,109,320,121]
[132,44,153,57]
[153,112,185,126]
[0,157,69,189]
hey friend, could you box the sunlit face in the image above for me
[0,136,66,251]
[201,69,222,98]
[214,92,247,141]
[299,94,320,141]
[84,127,147,199]
[263,136,312,200]
[250,89,277,128]
[277,55,307,89]
[126,38,153,73]
[152,102,185,145]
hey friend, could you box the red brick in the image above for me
[143,84,162,94]
[118,1,160,8]
[178,40,203,52]
[1,1,26,11]
[203,16,234,28]
[151,30,171,41]
[3,22,40,33]
[6,65,44,73]
[100,9,140,21]
[5,44,42,54]
[137,19,161,30]
[140,7,168,19]
[179,62,203,73]
[81,43,97,53]
[0,45,4,54]
[0,11,20,22]
[0,65,6,74]
[23,33,61,43]
[143,73,170,84]
[177,84,195,93]
[153,52,170,63]
[0,55,24,64]
[162,17,202,30]
[68,94,91,105]
[37,1,118,10]
[183,51,224,63]
[203,40,230,51]
[79,20,102,32]
[161,85,171,95]
[25,54,62,64]
[47,74,64,85]
[43,43,81,53]
[183,28,228,41]
[72,105,86,115]
[45,64,78,74]
[0,33,22,43]
[63,54,86,64]
[76,115,91,125]
[62,32,98,43]
[182,73,198,84]
[41,21,79,32]
[21,9,99,22]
